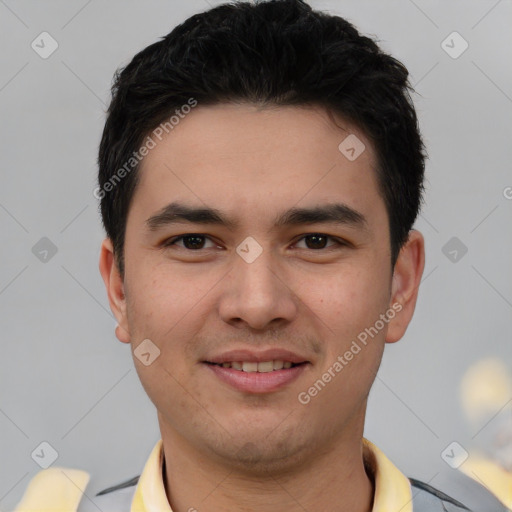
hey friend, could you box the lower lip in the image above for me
[205,363,308,393]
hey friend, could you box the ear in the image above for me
[98,238,131,344]
[385,229,425,344]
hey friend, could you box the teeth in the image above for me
[216,360,298,372]
[257,361,274,373]
[242,362,258,372]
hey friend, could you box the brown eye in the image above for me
[163,234,215,250]
[295,234,342,250]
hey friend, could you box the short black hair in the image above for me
[97,0,425,277]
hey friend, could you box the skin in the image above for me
[100,103,425,512]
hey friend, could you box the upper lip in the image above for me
[204,349,310,364]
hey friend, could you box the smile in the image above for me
[208,360,297,372]
[204,361,309,393]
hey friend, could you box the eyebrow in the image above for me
[145,201,368,232]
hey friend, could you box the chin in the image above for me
[205,426,314,476]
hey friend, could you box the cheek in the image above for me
[303,272,387,409]
[126,262,204,337]
[308,263,391,340]
[124,269,202,408]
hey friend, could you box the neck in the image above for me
[159,428,374,512]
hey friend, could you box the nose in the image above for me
[218,245,299,331]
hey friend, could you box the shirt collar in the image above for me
[131,438,413,512]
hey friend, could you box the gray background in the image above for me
[1,0,511,509]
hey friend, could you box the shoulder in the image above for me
[77,476,139,512]
[409,474,509,512]
[410,478,470,511]
[12,467,138,512]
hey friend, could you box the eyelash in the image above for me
[161,233,348,251]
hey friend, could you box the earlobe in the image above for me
[99,238,131,344]
[385,230,425,344]
[115,324,131,344]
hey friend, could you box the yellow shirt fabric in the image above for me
[13,468,90,512]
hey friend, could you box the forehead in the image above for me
[129,103,384,229]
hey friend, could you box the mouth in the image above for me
[204,360,305,372]
[202,350,311,393]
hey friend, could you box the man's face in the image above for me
[102,104,417,472]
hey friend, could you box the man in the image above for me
[13,0,507,510]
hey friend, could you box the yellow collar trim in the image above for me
[131,438,412,512]
[362,438,413,511]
